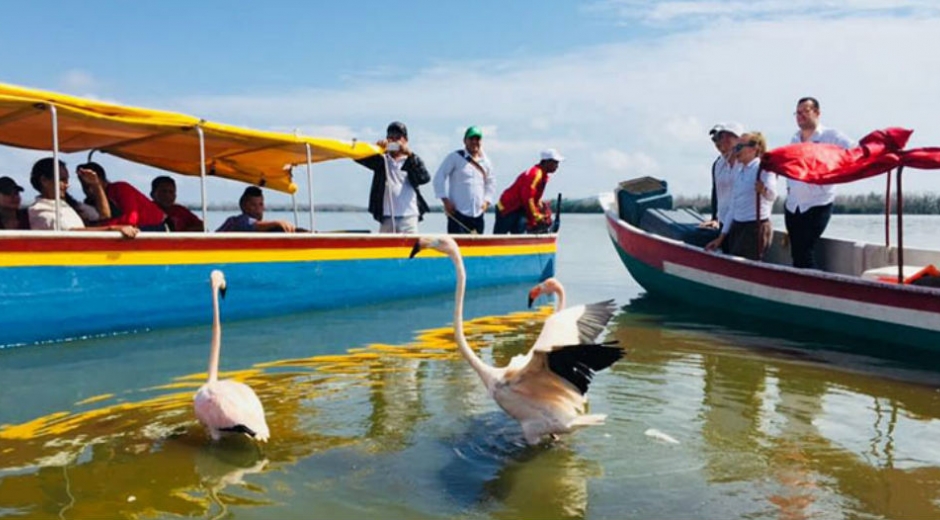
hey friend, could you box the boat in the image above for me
[0,82,556,347]
[603,128,940,351]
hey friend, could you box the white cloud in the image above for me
[59,69,99,92]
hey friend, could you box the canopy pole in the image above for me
[884,170,892,248]
[197,126,209,233]
[50,105,61,232]
[291,192,299,227]
[896,166,905,284]
[305,143,315,233]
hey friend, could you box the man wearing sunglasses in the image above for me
[786,97,854,269]
[703,122,744,242]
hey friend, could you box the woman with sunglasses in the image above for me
[705,132,777,260]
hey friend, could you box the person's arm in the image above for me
[758,170,777,201]
[483,159,496,211]
[254,220,296,233]
[79,225,139,238]
[433,154,454,214]
[521,169,548,229]
[404,154,431,186]
[710,159,718,221]
[355,153,384,171]
[76,167,112,220]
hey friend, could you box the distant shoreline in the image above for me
[184,192,940,215]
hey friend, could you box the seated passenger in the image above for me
[77,162,168,231]
[216,186,296,233]
[27,158,138,238]
[705,132,777,261]
[493,149,564,234]
[150,176,204,231]
[0,176,30,230]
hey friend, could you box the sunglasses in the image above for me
[733,141,758,153]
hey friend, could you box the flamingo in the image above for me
[528,277,566,310]
[410,237,624,445]
[193,270,270,442]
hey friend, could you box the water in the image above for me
[3,213,940,519]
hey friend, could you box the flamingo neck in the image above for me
[554,285,566,311]
[449,249,493,386]
[207,287,221,382]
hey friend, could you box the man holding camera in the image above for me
[493,149,564,234]
[356,121,431,233]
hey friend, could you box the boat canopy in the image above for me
[0,82,381,193]
[761,127,940,185]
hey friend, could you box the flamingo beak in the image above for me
[528,287,541,308]
[219,284,227,299]
[409,241,423,259]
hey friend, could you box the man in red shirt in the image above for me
[150,176,204,231]
[493,149,564,234]
[79,162,168,231]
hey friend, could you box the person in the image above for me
[150,176,204,232]
[433,126,496,234]
[354,121,430,233]
[785,97,854,268]
[77,162,168,231]
[705,132,777,261]
[702,122,744,234]
[493,148,564,234]
[216,186,296,232]
[27,158,138,238]
[0,176,30,230]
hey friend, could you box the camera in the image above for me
[386,142,401,152]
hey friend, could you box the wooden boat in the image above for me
[603,130,940,351]
[0,83,556,347]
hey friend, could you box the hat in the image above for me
[709,122,745,138]
[386,121,408,138]
[464,126,483,139]
[539,148,565,162]
[0,176,24,195]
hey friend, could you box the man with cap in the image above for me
[493,149,564,234]
[786,97,854,269]
[702,122,744,235]
[0,176,29,229]
[355,121,431,233]
[433,126,496,234]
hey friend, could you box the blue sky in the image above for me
[3,0,940,207]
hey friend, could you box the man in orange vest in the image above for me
[493,149,564,234]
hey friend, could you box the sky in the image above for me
[2,0,940,207]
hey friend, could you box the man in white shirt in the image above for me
[786,97,854,269]
[433,126,496,234]
[703,122,744,234]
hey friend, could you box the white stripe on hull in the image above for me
[664,262,940,333]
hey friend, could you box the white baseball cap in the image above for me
[540,148,565,162]
[709,122,745,138]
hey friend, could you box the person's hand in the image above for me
[376,139,388,148]
[397,141,411,155]
[699,219,719,229]
[277,220,296,233]
[442,198,455,215]
[76,167,101,187]
[755,181,767,197]
[115,225,139,239]
[705,235,724,251]
[481,201,490,213]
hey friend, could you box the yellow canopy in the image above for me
[0,82,381,193]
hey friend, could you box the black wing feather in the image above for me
[547,341,624,394]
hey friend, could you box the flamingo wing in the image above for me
[194,380,270,442]
[531,299,617,352]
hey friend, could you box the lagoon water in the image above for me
[2,213,940,519]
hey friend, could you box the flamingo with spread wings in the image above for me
[193,270,270,443]
[411,237,624,445]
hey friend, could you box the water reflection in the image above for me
[615,295,940,519]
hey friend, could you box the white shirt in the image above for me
[28,196,86,230]
[786,124,855,212]
[433,149,496,217]
[722,158,777,235]
[714,154,736,226]
[383,154,418,218]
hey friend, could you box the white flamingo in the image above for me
[528,277,566,310]
[410,237,624,445]
[193,270,270,442]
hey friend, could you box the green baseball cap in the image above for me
[464,126,483,139]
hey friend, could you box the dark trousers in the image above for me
[447,210,485,234]
[493,208,527,234]
[784,203,832,269]
[728,219,772,261]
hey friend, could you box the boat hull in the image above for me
[0,232,556,347]
[604,209,940,351]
